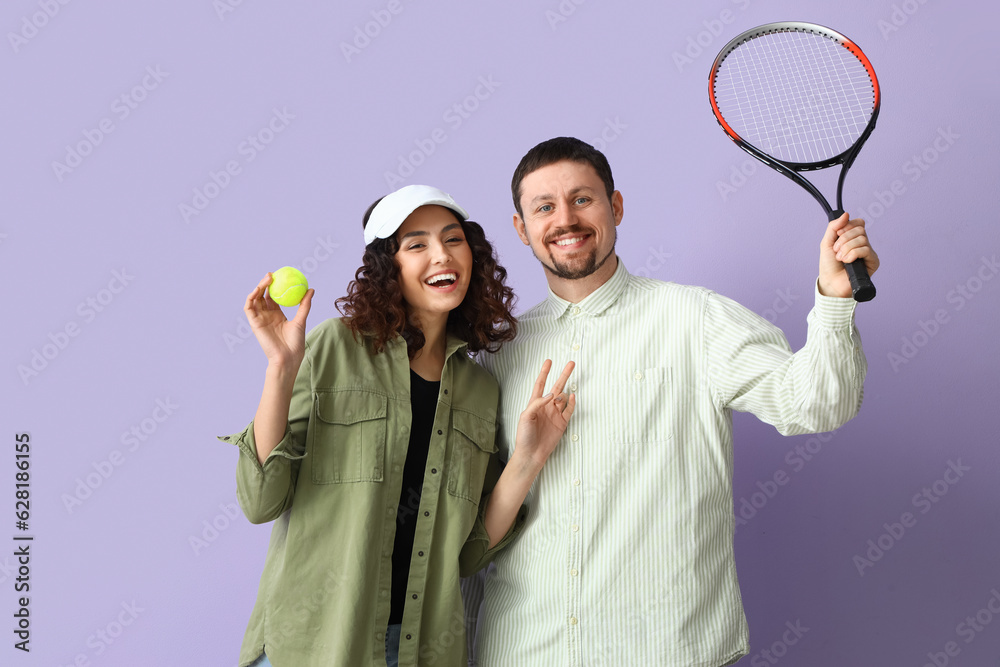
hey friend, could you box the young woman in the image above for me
[223,185,575,667]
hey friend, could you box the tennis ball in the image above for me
[268,266,308,307]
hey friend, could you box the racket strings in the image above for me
[713,30,875,164]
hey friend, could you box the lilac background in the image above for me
[2,1,998,665]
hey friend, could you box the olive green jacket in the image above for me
[220,318,525,666]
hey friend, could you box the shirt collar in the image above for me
[544,258,631,318]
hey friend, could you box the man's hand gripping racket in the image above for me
[709,22,880,302]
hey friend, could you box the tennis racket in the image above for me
[709,22,879,302]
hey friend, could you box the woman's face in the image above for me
[394,205,474,327]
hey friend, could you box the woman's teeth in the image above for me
[426,273,457,286]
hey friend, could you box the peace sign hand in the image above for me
[513,360,577,470]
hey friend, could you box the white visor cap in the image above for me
[364,184,469,245]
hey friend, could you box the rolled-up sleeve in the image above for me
[218,351,313,524]
[458,452,528,577]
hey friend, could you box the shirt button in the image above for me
[572,306,581,315]
[572,343,581,351]
[634,371,643,381]
[437,429,443,435]
[571,524,579,532]
[377,632,384,640]
[431,468,438,474]
[571,434,579,442]
[444,389,449,394]
[570,568,579,576]
[381,590,387,597]
[418,551,424,557]
[412,594,418,599]
[423,511,430,517]
[569,617,578,625]
[570,383,577,392]
[572,478,581,486]
[406,634,412,640]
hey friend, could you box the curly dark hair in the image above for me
[335,199,517,357]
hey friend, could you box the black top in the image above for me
[389,369,440,624]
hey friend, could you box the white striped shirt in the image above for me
[470,259,865,666]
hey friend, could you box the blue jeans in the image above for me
[385,623,402,667]
[251,626,402,667]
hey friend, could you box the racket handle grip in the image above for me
[829,209,876,302]
[846,259,876,302]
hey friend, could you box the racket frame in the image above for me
[708,22,880,302]
[709,21,881,218]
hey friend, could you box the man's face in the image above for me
[514,160,623,285]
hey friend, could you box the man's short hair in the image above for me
[511,137,615,218]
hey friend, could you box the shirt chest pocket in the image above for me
[605,366,673,444]
[309,389,387,484]
[446,409,497,504]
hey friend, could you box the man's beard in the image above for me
[534,227,617,280]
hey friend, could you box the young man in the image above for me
[465,137,878,666]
